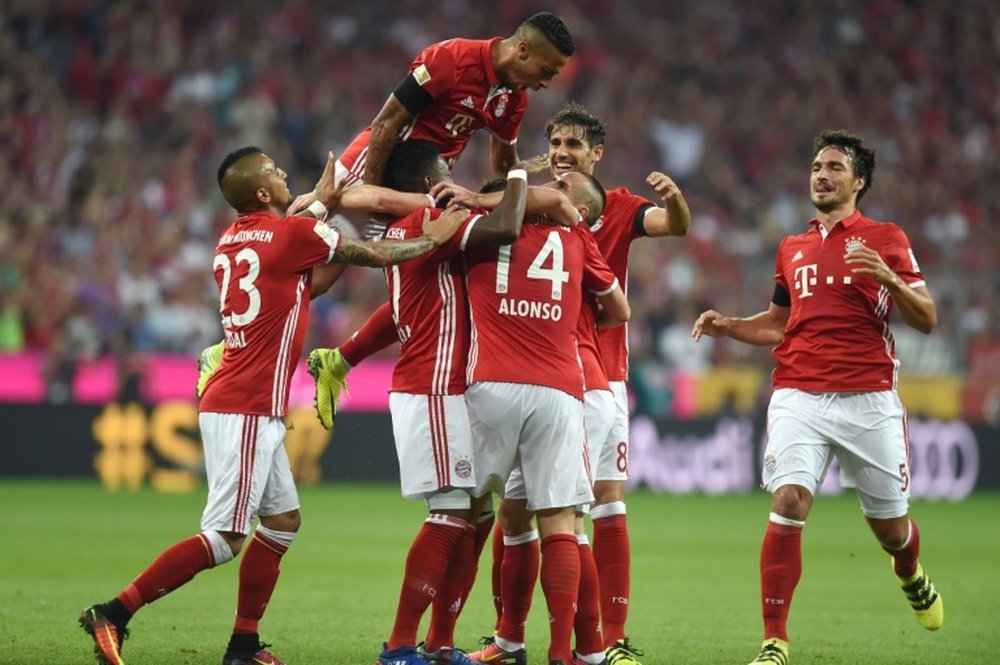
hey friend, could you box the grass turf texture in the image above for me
[0,480,996,664]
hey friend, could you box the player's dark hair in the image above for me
[384,140,443,193]
[545,101,606,148]
[520,12,575,56]
[217,146,262,189]
[479,177,508,194]
[812,129,876,202]
[578,172,606,224]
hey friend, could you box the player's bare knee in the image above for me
[771,484,812,521]
[591,479,625,506]
[867,515,909,548]
[498,498,533,534]
[260,509,301,534]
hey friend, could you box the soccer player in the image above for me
[440,101,690,665]
[691,129,943,665]
[463,170,629,665]
[365,143,531,665]
[79,148,465,665]
[342,10,575,187]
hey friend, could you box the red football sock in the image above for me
[458,512,495,622]
[425,523,475,651]
[760,518,803,642]
[339,302,397,367]
[882,519,921,578]
[575,539,604,656]
[490,519,505,630]
[117,534,214,614]
[387,515,466,649]
[496,532,539,644]
[592,511,630,645]
[233,529,290,634]
[540,533,580,664]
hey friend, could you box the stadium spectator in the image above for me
[0,0,994,398]
[692,129,944,665]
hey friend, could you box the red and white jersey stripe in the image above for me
[383,207,482,395]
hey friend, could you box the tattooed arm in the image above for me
[330,235,440,267]
[328,205,467,267]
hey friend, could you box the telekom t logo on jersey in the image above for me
[793,264,818,298]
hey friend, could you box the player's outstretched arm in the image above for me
[642,171,691,237]
[430,181,578,227]
[329,206,466,267]
[692,302,788,346]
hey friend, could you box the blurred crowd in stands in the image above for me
[2,0,997,408]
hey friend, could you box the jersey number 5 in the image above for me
[214,248,261,328]
[495,231,570,299]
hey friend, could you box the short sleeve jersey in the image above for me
[591,187,654,381]
[464,221,619,400]
[383,207,483,395]
[340,37,528,175]
[200,212,341,417]
[772,211,926,392]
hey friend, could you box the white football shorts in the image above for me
[592,380,630,481]
[199,413,300,535]
[465,381,589,511]
[763,388,911,518]
[389,392,476,500]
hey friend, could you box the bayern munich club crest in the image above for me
[454,458,473,479]
[845,236,866,253]
[494,93,508,117]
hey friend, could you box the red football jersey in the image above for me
[772,211,926,391]
[339,38,528,183]
[591,187,655,381]
[200,212,341,416]
[578,293,610,392]
[465,221,619,400]
[383,207,484,395]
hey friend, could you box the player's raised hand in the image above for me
[692,309,729,341]
[430,181,480,208]
[314,151,346,210]
[422,203,467,246]
[646,171,681,202]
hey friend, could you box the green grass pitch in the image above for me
[0,480,996,664]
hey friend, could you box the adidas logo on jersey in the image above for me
[792,250,804,262]
[460,96,475,108]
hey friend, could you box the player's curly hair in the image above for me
[545,101,606,148]
[813,129,876,202]
[520,12,575,56]
[384,140,443,193]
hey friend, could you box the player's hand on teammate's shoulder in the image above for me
[515,153,550,176]
[646,170,681,201]
[692,309,729,341]
[430,181,480,209]
[422,203,467,246]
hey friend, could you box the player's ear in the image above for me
[592,144,604,163]
[256,187,270,204]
